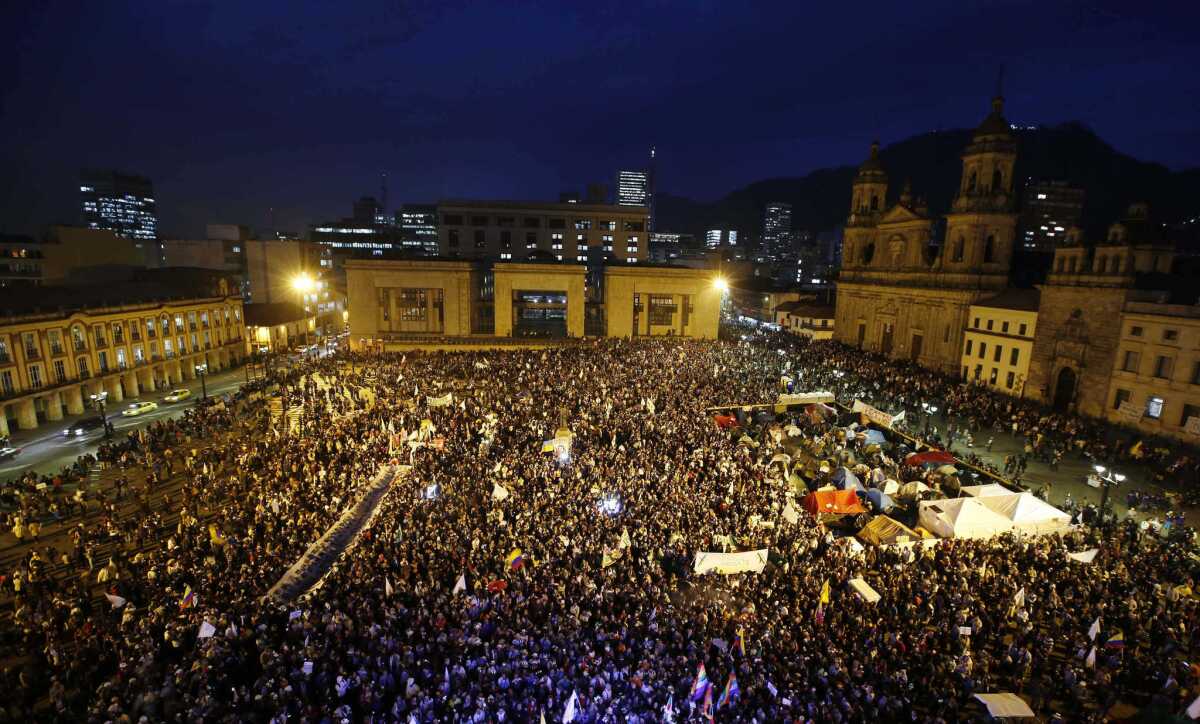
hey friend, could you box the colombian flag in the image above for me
[1105,631,1125,648]
[179,585,196,610]
[505,549,525,572]
[717,672,740,708]
[733,627,746,657]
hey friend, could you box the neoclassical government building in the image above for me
[833,96,1018,374]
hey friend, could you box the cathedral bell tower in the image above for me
[844,141,888,269]
[942,96,1018,281]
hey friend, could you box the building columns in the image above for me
[44,392,63,421]
[105,375,124,403]
[0,411,9,438]
[123,371,139,398]
[16,399,37,430]
[65,385,84,415]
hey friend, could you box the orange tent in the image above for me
[803,489,866,516]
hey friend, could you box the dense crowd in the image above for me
[1,335,1198,722]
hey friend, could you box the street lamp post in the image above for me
[292,273,316,353]
[90,390,110,439]
[195,363,208,400]
[1091,464,1126,531]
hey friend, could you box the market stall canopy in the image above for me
[960,483,1013,498]
[906,450,956,467]
[856,515,920,546]
[804,489,866,516]
[895,481,931,499]
[918,498,1013,539]
[972,693,1035,719]
[977,493,1073,535]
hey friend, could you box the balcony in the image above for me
[23,348,39,361]
[0,352,10,365]
[73,341,87,353]
[49,345,63,356]
[131,331,142,342]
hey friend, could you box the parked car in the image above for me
[63,416,106,437]
[164,388,192,403]
[0,447,21,461]
[121,401,158,417]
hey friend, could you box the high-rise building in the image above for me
[616,169,649,207]
[399,204,439,254]
[1019,180,1085,252]
[706,229,738,249]
[762,202,793,258]
[80,170,158,242]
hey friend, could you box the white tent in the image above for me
[973,693,1035,718]
[918,498,1014,539]
[977,493,1072,535]
[960,483,1013,498]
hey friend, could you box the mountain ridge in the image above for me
[655,123,1200,244]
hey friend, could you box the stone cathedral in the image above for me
[833,96,1018,373]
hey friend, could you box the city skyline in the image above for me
[1,2,1198,239]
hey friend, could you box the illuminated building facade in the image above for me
[616,169,649,207]
[762,202,793,258]
[1018,180,1085,252]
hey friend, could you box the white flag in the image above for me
[385,578,394,597]
[663,694,675,722]
[1013,587,1025,608]
[1187,694,1200,719]
[198,621,217,639]
[1067,548,1100,564]
[619,527,631,549]
[563,690,578,723]
[104,593,127,609]
[453,574,467,594]
[1088,617,1101,641]
[492,483,510,501]
[782,502,799,525]
[1085,646,1096,668]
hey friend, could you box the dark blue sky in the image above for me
[2,0,1197,238]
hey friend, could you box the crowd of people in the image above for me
[0,333,1197,722]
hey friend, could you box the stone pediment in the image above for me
[878,204,927,225]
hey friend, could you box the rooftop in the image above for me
[437,199,646,213]
[244,302,309,327]
[0,279,236,320]
[974,288,1040,312]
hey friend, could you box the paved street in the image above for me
[0,365,253,479]
[916,410,1186,522]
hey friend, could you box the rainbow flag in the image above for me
[179,585,196,610]
[505,549,525,572]
[689,663,710,702]
[1105,631,1125,648]
[717,672,740,708]
[701,681,714,722]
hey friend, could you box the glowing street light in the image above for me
[713,277,729,292]
[291,273,316,294]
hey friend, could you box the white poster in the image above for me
[693,549,770,575]
[851,399,903,429]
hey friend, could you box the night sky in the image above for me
[2,0,1197,238]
